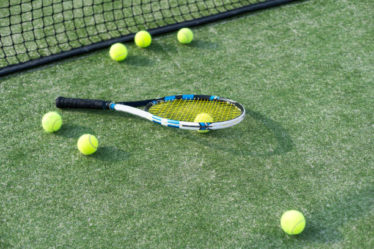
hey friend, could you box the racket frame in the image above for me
[110,94,245,131]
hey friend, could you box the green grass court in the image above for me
[1,0,373,248]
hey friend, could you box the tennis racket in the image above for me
[56,94,245,131]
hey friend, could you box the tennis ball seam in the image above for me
[114,53,126,60]
[109,43,127,61]
[88,135,98,149]
[291,218,305,234]
[42,112,61,132]
[51,118,60,131]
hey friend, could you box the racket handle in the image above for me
[56,97,111,110]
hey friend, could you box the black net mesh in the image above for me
[0,0,291,75]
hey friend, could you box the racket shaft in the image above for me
[114,104,152,120]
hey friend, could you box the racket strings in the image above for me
[148,99,242,122]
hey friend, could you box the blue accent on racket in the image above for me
[167,120,180,124]
[199,122,210,130]
[164,95,176,101]
[182,94,194,100]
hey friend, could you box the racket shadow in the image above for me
[58,109,293,157]
[179,109,294,157]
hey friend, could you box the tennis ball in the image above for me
[109,43,128,61]
[134,30,152,48]
[194,112,213,133]
[77,134,99,155]
[177,28,194,44]
[280,210,306,235]
[42,111,62,133]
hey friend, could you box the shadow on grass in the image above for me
[246,109,294,155]
[148,41,177,54]
[145,39,219,54]
[299,185,374,244]
[125,55,153,67]
[56,123,95,139]
[53,118,130,162]
[180,109,294,157]
[189,40,219,50]
[93,146,130,162]
[58,108,293,157]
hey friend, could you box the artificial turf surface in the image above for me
[0,0,373,248]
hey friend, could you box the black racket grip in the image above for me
[56,97,111,110]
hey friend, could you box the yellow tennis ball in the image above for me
[134,30,152,48]
[42,111,62,133]
[77,134,99,155]
[177,28,194,44]
[109,43,128,61]
[194,112,213,133]
[280,210,306,235]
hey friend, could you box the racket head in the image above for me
[144,94,245,130]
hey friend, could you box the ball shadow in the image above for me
[56,123,95,139]
[148,41,177,54]
[125,55,153,67]
[188,40,219,50]
[93,146,130,162]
